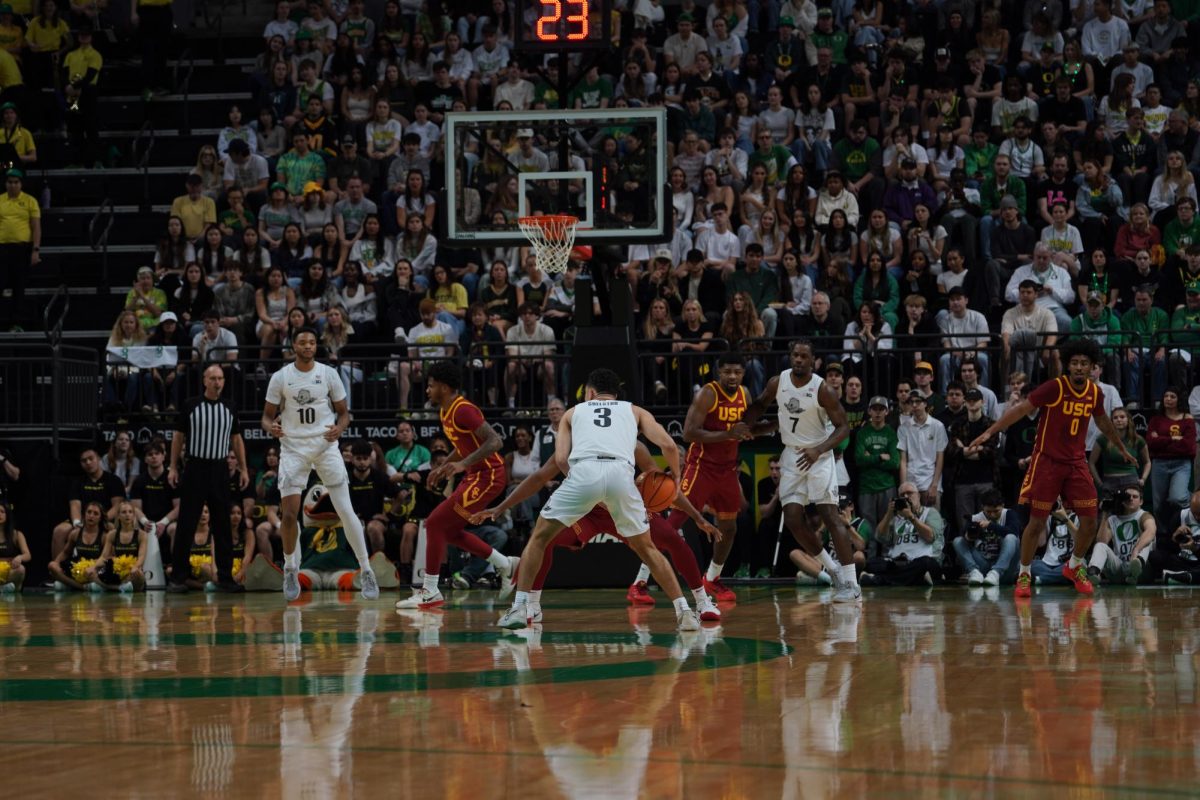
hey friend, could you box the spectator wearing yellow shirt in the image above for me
[0,6,23,60]
[170,174,218,239]
[0,42,21,112]
[125,266,168,330]
[62,25,101,168]
[25,0,71,125]
[0,103,36,167]
[0,168,40,332]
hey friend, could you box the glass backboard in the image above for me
[442,107,669,246]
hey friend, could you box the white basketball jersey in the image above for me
[776,370,832,448]
[1106,509,1146,563]
[265,362,345,439]
[568,400,638,465]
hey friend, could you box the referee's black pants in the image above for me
[171,458,234,584]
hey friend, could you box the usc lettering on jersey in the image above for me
[685,383,748,470]
[1028,377,1104,462]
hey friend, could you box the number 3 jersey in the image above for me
[569,400,638,467]
[266,362,345,439]
[1028,376,1104,462]
[776,370,832,450]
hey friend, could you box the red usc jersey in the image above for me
[440,396,504,473]
[684,382,748,469]
[1028,376,1105,462]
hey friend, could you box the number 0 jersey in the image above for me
[569,400,638,466]
[265,362,344,439]
[685,382,748,470]
[776,370,832,449]
[1028,376,1104,462]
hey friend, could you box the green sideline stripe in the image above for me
[0,635,789,701]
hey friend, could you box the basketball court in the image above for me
[1,588,1196,797]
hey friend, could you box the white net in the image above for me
[519,215,579,274]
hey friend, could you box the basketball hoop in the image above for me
[519,214,579,274]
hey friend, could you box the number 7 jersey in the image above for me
[776,370,833,449]
[265,362,345,439]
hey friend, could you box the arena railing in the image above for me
[631,337,732,409]
[131,122,155,214]
[0,343,99,456]
[87,197,115,293]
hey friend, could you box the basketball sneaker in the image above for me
[451,572,471,590]
[966,569,984,586]
[359,567,380,600]
[1125,556,1144,585]
[626,580,655,606]
[697,594,722,621]
[676,608,701,631]
[396,585,448,609]
[1062,562,1095,595]
[395,586,445,609]
[984,570,1001,587]
[832,582,862,604]
[497,602,530,630]
[498,556,519,601]
[703,576,736,603]
[283,565,301,601]
[1014,573,1033,599]
[528,603,544,623]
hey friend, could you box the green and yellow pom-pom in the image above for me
[71,558,96,584]
[231,557,243,576]
[0,561,10,583]
[189,554,212,579]
[112,555,138,580]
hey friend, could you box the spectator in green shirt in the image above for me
[277,130,327,201]
[748,129,796,185]
[726,243,779,337]
[568,65,613,110]
[964,127,998,185]
[1070,290,1124,381]
[832,118,883,210]
[1168,281,1200,387]
[854,396,900,533]
[979,153,1028,260]
[679,90,717,148]
[1121,286,1169,405]
[1163,196,1200,266]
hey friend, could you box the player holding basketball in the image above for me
[742,339,861,603]
[970,338,1137,598]
[473,441,724,624]
[396,361,515,609]
[627,352,768,605]
[496,367,703,631]
[262,327,379,602]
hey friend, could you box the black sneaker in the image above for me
[166,580,189,594]
[214,579,245,594]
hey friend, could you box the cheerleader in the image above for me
[48,502,107,590]
[91,501,147,592]
[0,502,30,593]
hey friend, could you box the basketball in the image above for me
[637,471,677,513]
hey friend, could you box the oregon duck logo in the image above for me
[293,388,316,406]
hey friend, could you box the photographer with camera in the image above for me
[1144,488,1200,584]
[791,498,870,584]
[861,482,945,586]
[1030,502,1080,585]
[1089,485,1157,585]
[952,489,1021,586]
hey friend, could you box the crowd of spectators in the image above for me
[12,2,1200,586]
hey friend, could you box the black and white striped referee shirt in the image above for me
[176,396,238,461]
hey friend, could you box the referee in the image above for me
[167,364,249,593]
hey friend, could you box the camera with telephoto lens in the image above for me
[963,517,987,541]
[893,496,909,513]
[1100,488,1130,513]
[1175,529,1195,548]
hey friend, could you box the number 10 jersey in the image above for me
[265,362,345,439]
[568,400,638,467]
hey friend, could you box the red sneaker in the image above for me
[1014,573,1033,599]
[1062,562,1095,595]
[703,577,736,603]
[625,580,655,606]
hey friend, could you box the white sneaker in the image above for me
[498,556,519,601]
[53,581,66,592]
[395,587,444,609]
[0,583,15,594]
[676,608,701,631]
[528,603,544,624]
[832,582,863,604]
[498,602,530,630]
[967,569,984,586]
[118,581,134,594]
[697,595,722,621]
[359,568,380,600]
[817,570,834,586]
[283,566,301,602]
[984,570,1000,587]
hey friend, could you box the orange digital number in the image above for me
[566,0,589,40]
[536,0,561,40]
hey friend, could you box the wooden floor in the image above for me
[1,586,1197,798]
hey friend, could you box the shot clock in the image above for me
[515,0,611,50]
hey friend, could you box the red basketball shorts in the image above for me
[678,459,744,520]
[1019,452,1097,519]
